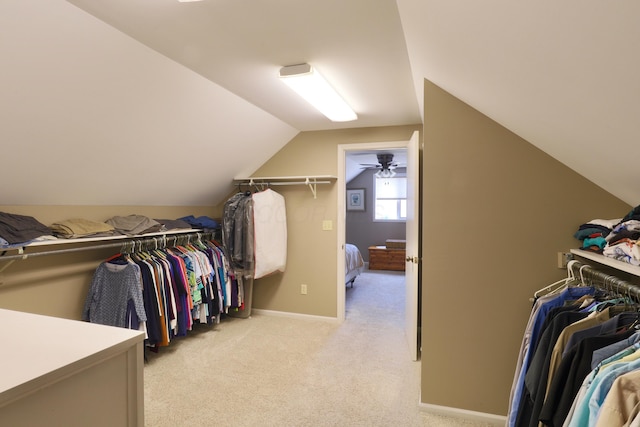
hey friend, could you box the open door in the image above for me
[404,131,420,361]
[337,133,420,361]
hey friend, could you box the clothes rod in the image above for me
[250,180,333,185]
[569,260,640,301]
[238,177,334,199]
[0,231,215,263]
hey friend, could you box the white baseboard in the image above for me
[420,403,506,426]
[251,308,340,323]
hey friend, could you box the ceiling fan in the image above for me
[359,153,399,178]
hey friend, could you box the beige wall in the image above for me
[0,205,218,319]
[0,123,421,321]
[4,97,626,418]
[420,79,631,415]
[240,125,421,317]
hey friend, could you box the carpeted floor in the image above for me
[143,269,497,426]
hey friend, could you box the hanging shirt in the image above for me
[508,286,595,427]
[222,192,255,276]
[539,329,636,426]
[82,261,147,329]
[594,369,640,426]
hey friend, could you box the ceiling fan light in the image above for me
[279,63,357,122]
[375,169,395,179]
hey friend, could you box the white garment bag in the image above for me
[252,189,287,279]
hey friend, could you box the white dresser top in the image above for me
[0,309,144,406]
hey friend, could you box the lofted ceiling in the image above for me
[2,0,639,207]
[397,0,640,206]
[65,0,421,132]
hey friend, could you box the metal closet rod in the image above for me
[237,177,334,199]
[0,231,215,263]
[569,260,640,300]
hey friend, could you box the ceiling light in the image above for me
[279,63,357,122]
[375,169,396,179]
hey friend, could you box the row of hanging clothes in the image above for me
[508,259,640,427]
[82,233,246,351]
[221,185,288,317]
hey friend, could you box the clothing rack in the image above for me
[0,230,216,265]
[233,175,336,199]
[568,258,640,302]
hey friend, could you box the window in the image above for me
[374,176,406,221]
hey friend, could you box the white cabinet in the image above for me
[0,309,145,427]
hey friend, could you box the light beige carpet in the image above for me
[144,270,498,426]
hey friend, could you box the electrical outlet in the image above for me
[557,252,572,269]
[300,284,308,295]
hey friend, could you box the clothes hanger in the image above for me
[589,297,629,313]
[236,181,251,196]
[533,259,579,299]
[191,233,208,251]
[105,240,135,263]
[578,264,590,287]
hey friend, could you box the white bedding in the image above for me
[345,243,364,285]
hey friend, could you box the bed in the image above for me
[345,243,365,287]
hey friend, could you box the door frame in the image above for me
[336,139,413,322]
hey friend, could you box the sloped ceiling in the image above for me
[2,0,639,207]
[397,0,640,206]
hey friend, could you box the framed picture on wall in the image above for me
[346,189,365,211]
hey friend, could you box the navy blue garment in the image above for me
[178,215,220,230]
[516,311,591,427]
[539,329,636,426]
[135,259,162,346]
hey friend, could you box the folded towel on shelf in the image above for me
[0,211,53,245]
[105,215,164,235]
[50,218,116,238]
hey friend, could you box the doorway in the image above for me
[344,149,407,262]
[337,133,420,360]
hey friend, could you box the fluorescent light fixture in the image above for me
[279,63,357,122]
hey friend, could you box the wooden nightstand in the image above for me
[368,245,406,271]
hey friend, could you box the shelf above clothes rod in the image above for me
[0,229,214,272]
[2,228,200,250]
[233,175,337,199]
[570,249,640,277]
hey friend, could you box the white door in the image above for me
[404,131,420,361]
[337,132,420,361]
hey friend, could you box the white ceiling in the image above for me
[2,0,640,207]
[397,0,640,205]
[66,0,422,132]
